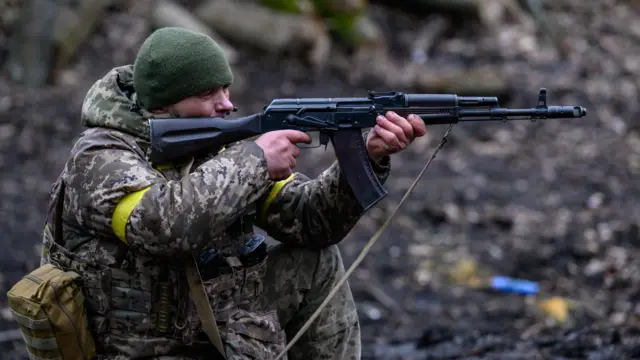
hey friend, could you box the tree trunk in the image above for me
[54,0,112,75]
[5,0,59,87]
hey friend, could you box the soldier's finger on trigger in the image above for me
[291,143,300,158]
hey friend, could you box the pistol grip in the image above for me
[330,129,387,211]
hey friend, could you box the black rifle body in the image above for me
[149,88,587,211]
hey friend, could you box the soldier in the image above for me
[39,27,426,359]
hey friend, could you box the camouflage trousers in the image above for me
[90,244,360,360]
[260,244,361,360]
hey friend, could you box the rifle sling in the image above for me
[185,257,227,359]
[274,124,456,360]
[177,157,226,358]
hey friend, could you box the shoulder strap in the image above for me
[45,179,66,244]
[174,154,226,358]
[185,256,227,359]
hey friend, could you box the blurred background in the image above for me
[0,0,639,359]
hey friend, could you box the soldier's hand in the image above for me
[366,111,426,159]
[255,130,312,180]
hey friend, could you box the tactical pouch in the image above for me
[224,308,286,360]
[7,263,97,360]
[6,179,96,360]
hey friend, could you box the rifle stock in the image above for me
[148,88,587,210]
[149,114,263,164]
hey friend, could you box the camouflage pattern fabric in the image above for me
[40,65,391,359]
[176,244,359,360]
[261,244,361,360]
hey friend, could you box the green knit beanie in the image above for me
[133,27,233,110]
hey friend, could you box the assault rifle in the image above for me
[148,88,587,211]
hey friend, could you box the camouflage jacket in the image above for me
[40,65,391,358]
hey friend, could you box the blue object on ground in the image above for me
[489,276,540,295]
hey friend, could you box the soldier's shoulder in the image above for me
[71,127,147,157]
[61,127,153,187]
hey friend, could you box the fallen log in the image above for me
[414,66,508,96]
[152,0,238,64]
[332,47,509,98]
[261,0,386,50]
[377,0,564,59]
[195,0,331,69]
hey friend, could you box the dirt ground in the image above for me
[1,1,640,359]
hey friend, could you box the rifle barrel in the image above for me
[415,105,587,124]
[405,94,499,107]
[459,106,586,119]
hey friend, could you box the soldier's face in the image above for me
[166,86,233,118]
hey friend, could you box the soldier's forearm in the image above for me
[120,142,273,257]
[256,152,391,249]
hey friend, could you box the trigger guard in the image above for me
[296,132,321,148]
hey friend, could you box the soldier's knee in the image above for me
[265,244,349,298]
[273,245,359,341]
